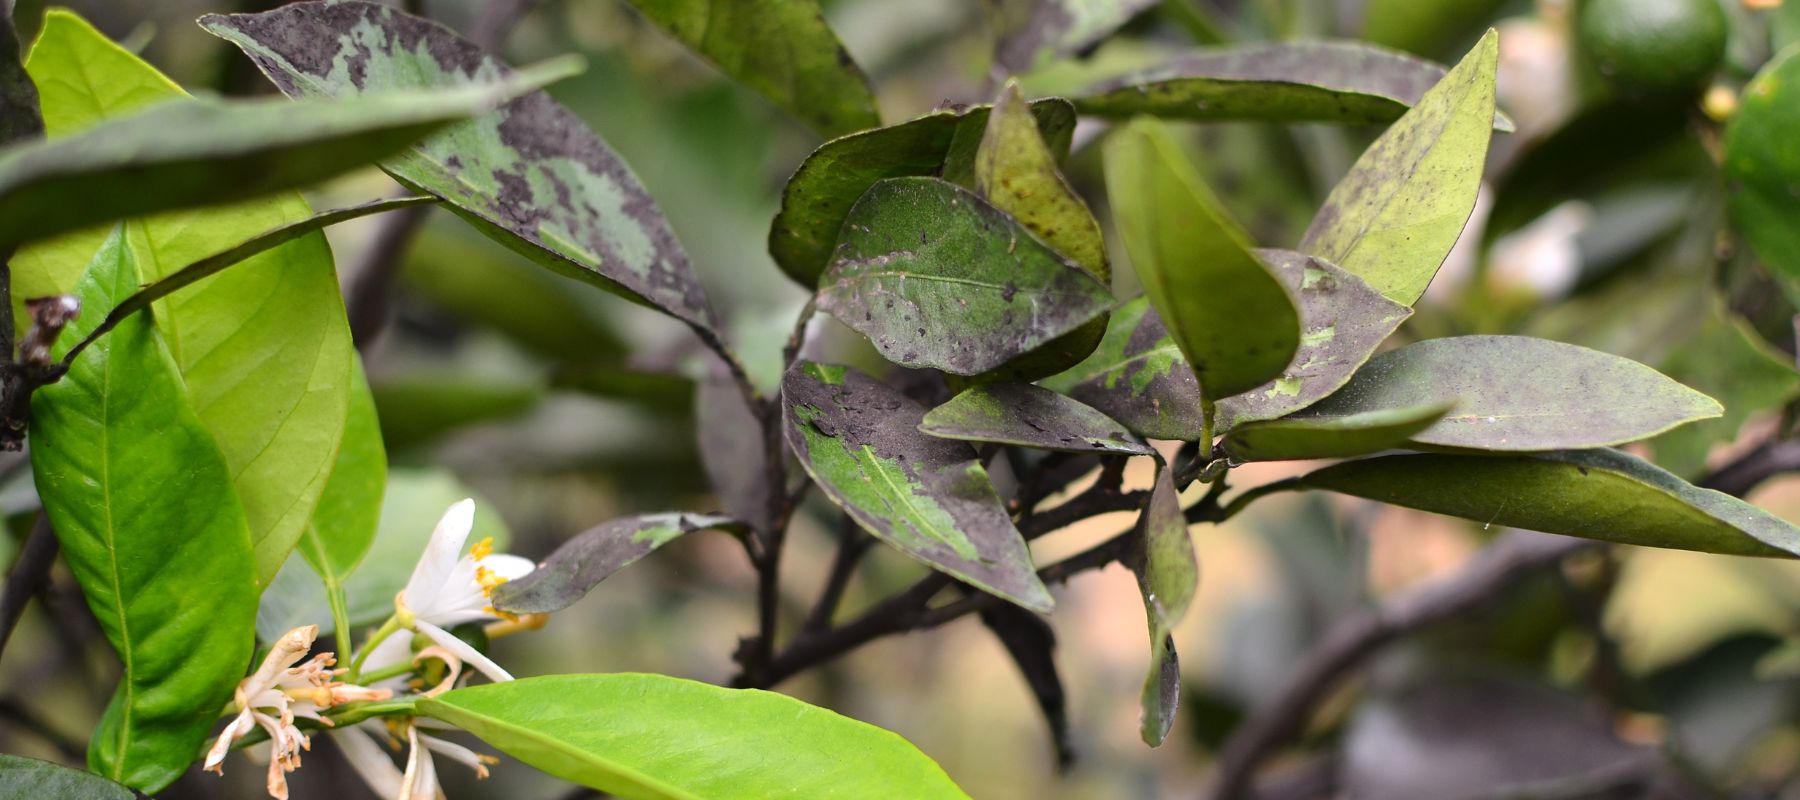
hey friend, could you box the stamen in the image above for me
[469,536,494,561]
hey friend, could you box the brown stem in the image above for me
[0,515,57,666]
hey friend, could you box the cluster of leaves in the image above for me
[5,0,1800,797]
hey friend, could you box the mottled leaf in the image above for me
[1302,449,1800,557]
[1724,45,1800,293]
[29,230,257,793]
[0,47,565,251]
[23,7,356,590]
[783,362,1054,612]
[1652,305,1800,478]
[1038,296,1205,441]
[769,99,1076,287]
[988,0,1157,73]
[1221,403,1450,462]
[920,382,1151,455]
[1305,336,1721,451]
[697,365,776,533]
[1134,464,1195,746]
[203,0,717,329]
[622,0,877,138]
[1299,30,1498,305]
[0,5,40,148]
[976,602,1073,768]
[1078,39,1513,130]
[418,675,970,800]
[492,513,737,614]
[1104,118,1299,399]
[0,755,134,800]
[1214,250,1411,430]
[819,176,1112,375]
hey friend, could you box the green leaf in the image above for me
[920,382,1152,455]
[621,0,877,138]
[257,468,512,639]
[784,362,1054,612]
[1134,465,1195,746]
[0,754,134,800]
[293,360,387,640]
[1304,336,1721,451]
[988,0,1157,73]
[769,99,1076,287]
[818,176,1112,375]
[491,513,738,614]
[418,674,970,800]
[1077,39,1513,130]
[1301,449,1800,557]
[202,1,717,330]
[1103,117,1299,400]
[1213,250,1411,430]
[1362,0,1509,58]
[22,10,359,588]
[1299,30,1498,305]
[1724,44,1800,293]
[372,374,541,452]
[0,56,566,250]
[1038,296,1205,441]
[1651,305,1800,478]
[29,230,257,793]
[1221,403,1451,462]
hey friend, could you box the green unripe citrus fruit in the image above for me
[1578,0,1728,94]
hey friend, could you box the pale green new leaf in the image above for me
[419,674,971,799]
[1103,117,1299,400]
[1299,30,1498,305]
[29,230,257,794]
[622,0,878,138]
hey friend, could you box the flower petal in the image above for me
[402,499,476,614]
[483,554,535,581]
[400,723,440,800]
[420,732,494,779]
[333,723,404,800]
[416,620,514,683]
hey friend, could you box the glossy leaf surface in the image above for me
[1724,45,1800,291]
[819,176,1112,375]
[23,11,356,587]
[622,0,877,138]
[920,382,1151,455]
[1134,465,1195,746]
[1304,336,1720,451]
[1078,39,1513,129]
[1221,403,1450,462]
[783,362,1053,612]
[1299,31,1498,305]
[1104,118,1299,399]
[204,0,717,329]
[1302,449,1800,557]
[769,100,1075,287]
[1213,250,1410,429]
[1039,297,1205,441]
[29,231,257,793]
[492,513,738,614]
[419,674,970,800]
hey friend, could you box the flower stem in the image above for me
[348,615,403,682]
[326,585,355,667]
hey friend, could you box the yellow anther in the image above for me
[476,566,509,597]
[469,536,494,561]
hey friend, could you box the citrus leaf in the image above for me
[1304,336,1721,451]
[1299,30,1498,305]
[621,0,877,138]
[783,362,1054,612]
[1134,464,1195,746]
[0,755,134,800]
[1651,304,1800,478]
[1104,117,1299,400]
[1221,403,1451,462]
[1301,449,1800,558]
[818,176,1112,375]
[22,9,356,588]
[920,382,1152,455]
[491,513,739,614]
[29,229,257,794]
[1724,44,1800,293]
[989,0,1157,73]
[1038,296,1205,441]
[1078,39,1514,130]
[202,0,718,329]
[418,674,971,800]
[1213,250,1411,430]
[769,99,1075,288]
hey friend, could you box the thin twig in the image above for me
[802,518,872,634]
[0,514,56,665]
